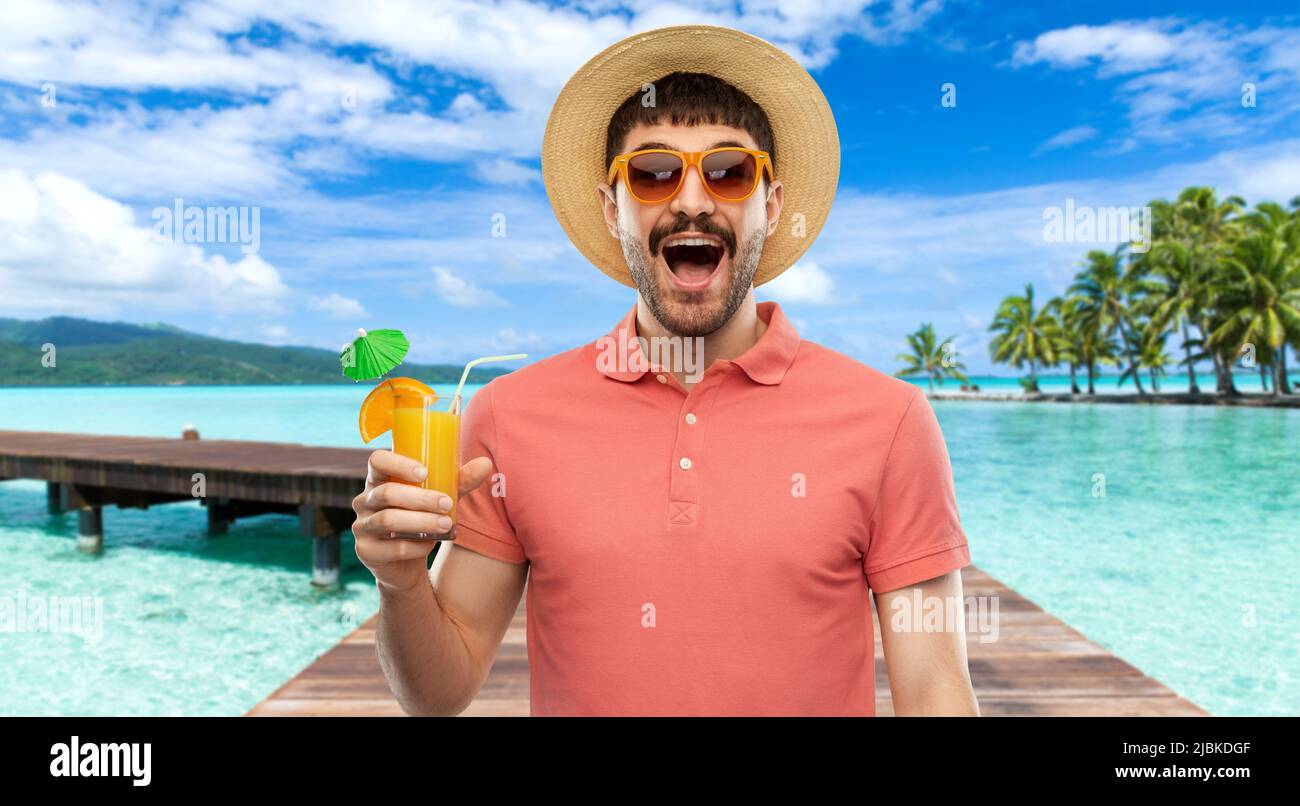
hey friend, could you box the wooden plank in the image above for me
[246,564,1209,717]
[0,430,370,475]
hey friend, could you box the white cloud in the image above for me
[0,1,393,96]
[490,327,544,351]
[253,187,588,291]
[290,145,368,176]
[0,169,288,316]
[1012,19,1300,147]
[309,292,368,319]
[261,324,291,341]
[472,158,541,186]
[1012,22,1177,71]
[431,266,507,307]
[406,325,553,364]
[758,260,840,305]
[0,101,302,201]
[1035,124,1100,154]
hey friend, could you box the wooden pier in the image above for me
[246,565,1208,716]
[0,429,368,587]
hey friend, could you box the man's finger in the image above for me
[458,456,495,496]
[366,449,428,487]
[360,508,454,537]
[365,481,453,515]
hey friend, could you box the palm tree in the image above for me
[1077,321,1121,395]
[1055,290,1120,395]
[1047,295,1083,394]
[895,323,969,393]
[1174,186,1246,394]
[1068,246,1160,394]
[1211,229,1300,397]
[1238,201,1300,394]
[1124,323,1173,393]
[1145,236,1206,394]
[989,283,1061,393]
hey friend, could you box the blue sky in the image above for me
[0,0,1297,374]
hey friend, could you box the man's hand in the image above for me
[352,450,494,593]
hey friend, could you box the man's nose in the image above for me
[668,164,715,219]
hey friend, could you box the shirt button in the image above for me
[679,457,692,470]
[656,374,667,383]
[685,412,697,425]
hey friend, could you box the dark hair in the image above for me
[604,71,776,185]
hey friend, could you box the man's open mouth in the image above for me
[662,239,724,287]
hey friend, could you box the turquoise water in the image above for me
[0,383,480,446]
[933,400,1298,716]
[1,383,1296,715]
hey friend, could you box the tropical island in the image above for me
[0,317,512,387]
[897,187,1299,405]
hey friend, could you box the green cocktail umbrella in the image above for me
[340,328,409,381]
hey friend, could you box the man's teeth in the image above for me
[665,237,720,248]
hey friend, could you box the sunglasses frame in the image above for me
[606,147,774,205]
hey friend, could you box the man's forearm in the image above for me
[374,575,481,716]
[892,675,980,716]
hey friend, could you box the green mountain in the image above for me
[0,316,517,387]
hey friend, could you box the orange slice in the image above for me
[358,377,436,443]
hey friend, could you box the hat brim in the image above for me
[542,25,840,289]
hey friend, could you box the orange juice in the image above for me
[391,394,460,527]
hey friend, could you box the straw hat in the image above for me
[541,25,840,288]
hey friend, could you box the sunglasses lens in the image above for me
[626,152,683,201]
[701,150,758,199]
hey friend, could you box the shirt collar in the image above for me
[594,300,801,386]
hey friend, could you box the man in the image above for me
[352,25,978,716]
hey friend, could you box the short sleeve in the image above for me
[453,382,527,564]
[863,390,970,592]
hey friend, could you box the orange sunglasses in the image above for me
[606,147,774,204]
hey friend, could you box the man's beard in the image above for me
[618,217,764,338]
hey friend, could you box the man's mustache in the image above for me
[649,218,736,258]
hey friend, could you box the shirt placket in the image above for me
[651,363,729,531]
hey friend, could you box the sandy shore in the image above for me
[929,390,1300,408]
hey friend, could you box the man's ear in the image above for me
[597,182,619,238]
[764,178,784,237]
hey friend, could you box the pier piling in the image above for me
[76,506,104,553]
[46,481,64,514]
[300,504,352,589]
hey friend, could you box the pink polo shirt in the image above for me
[452,299,971,716]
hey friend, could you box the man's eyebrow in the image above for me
[625,139,753,152]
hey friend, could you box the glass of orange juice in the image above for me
[390,391,460,540]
